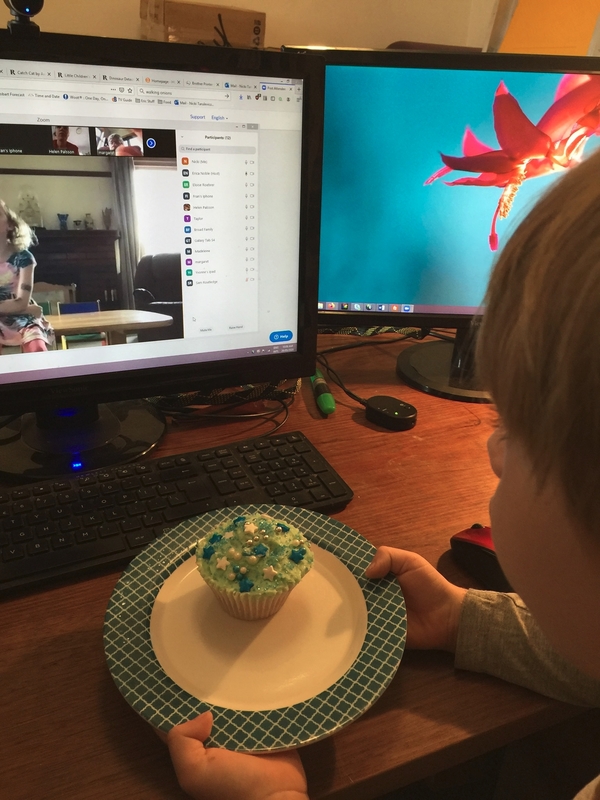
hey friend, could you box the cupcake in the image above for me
[196,513,314,620]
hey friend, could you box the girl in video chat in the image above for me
[0,199,53,354]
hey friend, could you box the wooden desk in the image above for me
[0,334,587,800]
[46,309,173,345]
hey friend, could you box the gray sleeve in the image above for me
[455,589,600,707]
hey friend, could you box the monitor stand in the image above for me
[0,399,166,480]
[396,326,490,403]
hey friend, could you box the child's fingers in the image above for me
[365,546,429,580]
[168,710,214,746]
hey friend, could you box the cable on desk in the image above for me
[316,333,419,430]
[318,324,423,338]
[148,390,296,436]
[317,329,420,404]
[148,378,301,410]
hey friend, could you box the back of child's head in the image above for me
[0,199,34,251]
[477,147,600,534]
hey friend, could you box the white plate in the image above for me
[150,545,368,711]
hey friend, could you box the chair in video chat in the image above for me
[133,253,183,341]
[57,300,107,350]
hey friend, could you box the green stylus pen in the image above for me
[310,369,336,415]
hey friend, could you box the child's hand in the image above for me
[365,547,467,652]
[167,711,309,800]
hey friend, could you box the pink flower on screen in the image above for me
[425,75,600,250]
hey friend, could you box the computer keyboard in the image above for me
[0,430,353,593]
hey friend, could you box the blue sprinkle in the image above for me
[253,543,268,557]
[202,545,215,559]
[238,577,254,593]
[209,533,223,544]
[277,523,290,532]
[233,565,240,573]
[233,516,246,525]
[289,548,304,563]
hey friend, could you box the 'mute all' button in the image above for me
[269,330,292,342]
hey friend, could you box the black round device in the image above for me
[365,395,417,431]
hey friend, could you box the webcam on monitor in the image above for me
[4,0,43,35]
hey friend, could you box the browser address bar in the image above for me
[137,87,230,100]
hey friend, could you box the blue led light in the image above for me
[71,460,84,471]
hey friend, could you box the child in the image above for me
[166,147,600,800]
[0,199,53,354]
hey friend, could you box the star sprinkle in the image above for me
[201,545,215,560]
[263,565,278,580]
[238,577,254,593]
[289,547,306,563]
[223,531,234,539]
[216,556,230,570]
[253,543,268,557]
[244,522,258,535]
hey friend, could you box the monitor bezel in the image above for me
[314,47,600,333]
[0,29,324,415]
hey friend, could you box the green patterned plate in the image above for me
[103,504,406,751]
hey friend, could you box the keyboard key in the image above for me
[76,530,97,544]
[126,530,155,549]
[27,540,50,556]
[2,543,24,561]
[51,533,74,549]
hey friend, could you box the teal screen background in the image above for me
[319,65,600,310]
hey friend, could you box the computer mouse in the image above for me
[450,524,513,592]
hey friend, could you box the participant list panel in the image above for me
[178,128,258,338]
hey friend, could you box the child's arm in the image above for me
[166,712,308,800]
[367,547,600,705]
[0,262,35,315]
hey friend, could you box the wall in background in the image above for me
[0,0,499,51]
[0,157,114,231]
[500,0,600,54]
[1,1,599,55]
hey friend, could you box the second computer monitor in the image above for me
[317,49,600,399]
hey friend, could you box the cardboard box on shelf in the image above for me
[140,1,266,49]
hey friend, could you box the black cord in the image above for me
[317,353,366,406]
[429,329,456,342]
[149,378,301,411]
[318,329,419,357]
[152,395,294,436]
[316,329,420,407]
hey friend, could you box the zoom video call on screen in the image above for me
[0,56,304,385]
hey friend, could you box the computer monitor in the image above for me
[0,29,323,478]
[316,49,600,401]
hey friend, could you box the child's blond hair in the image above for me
[0,199,34,251]
[477,147,600,533]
